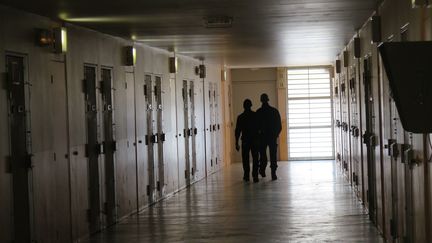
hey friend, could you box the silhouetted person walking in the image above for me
[235,99,260,183]
[257,93,282,180]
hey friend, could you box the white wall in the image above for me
[231,68,277,162]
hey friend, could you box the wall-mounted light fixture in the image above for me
[169,57,178,73]
[35,27,67,53]
[354,37,361,59]
[371,16,382,44]
[221,69,227,82]
[36,29,53,47]
[54,27,67,53]
[343,51,349,67]
[335,60,341,74]
[124,46,136,66]
[199,65,206,78]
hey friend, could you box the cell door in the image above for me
[362,56,377,223]
[7,54,33,242]
[84,65,101,234]
[190,81,197,181]
[155,76,166,196]
[101,68,116,226]
[349,65,362,196]
[214,84,221,166]
[341,73,350,175]
[183,80,191,185]
[208,83,215,171]
[144,74,156,202]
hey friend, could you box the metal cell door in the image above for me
[362,56,377,223]
[101,67,116,225]
[183,80,191,185]
[145,74,156,202]
[349,66,362,196]
[208,83,215,171]
[155,76,165,196]
[341,73,350,175]
[7,54,33,242]
[84,65,101,234]
[214,84,220,166]
[190,81,197,181]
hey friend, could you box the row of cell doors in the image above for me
[4,54,220,242]
[335,50,416,242]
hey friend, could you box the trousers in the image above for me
[259,138,278,171]
[242,140,259,178]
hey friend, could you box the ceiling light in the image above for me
[203,16,233,28]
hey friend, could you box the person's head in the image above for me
[243,99,252,110]
[260,93,269,104]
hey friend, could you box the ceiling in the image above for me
[0,0,378,67]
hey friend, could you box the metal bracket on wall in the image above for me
[26,153,34,169]
[390,218,397,239]
[385,139,399,159]
[86,209,91,222]
[5,156,12,173]
[159,133,166,142]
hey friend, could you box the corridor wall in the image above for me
[333,0,432,242]
[0,5,224,242]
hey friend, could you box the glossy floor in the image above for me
[85,161,384,243]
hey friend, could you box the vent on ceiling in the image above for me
[204,16,233,28]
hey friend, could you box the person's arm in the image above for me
[235,115,242,151]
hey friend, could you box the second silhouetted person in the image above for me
[256,93,282,180]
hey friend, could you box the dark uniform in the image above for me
[256,100,282,179]
[235,108,260,181]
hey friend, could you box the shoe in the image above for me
[253,177,259,183]
[271,171,277,181]
[243,176,250,182]
[259,168,266,178]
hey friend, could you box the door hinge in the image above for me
[160,133,166,142]
[86,209,91,222]
[26,154,34,169]
[146,185,150,196]
[85,144,90,157]
[211,159,213,167]
[390,218,397,238]
[5,156,12,173]
[157,181,160,191]
[191,167,195,176]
